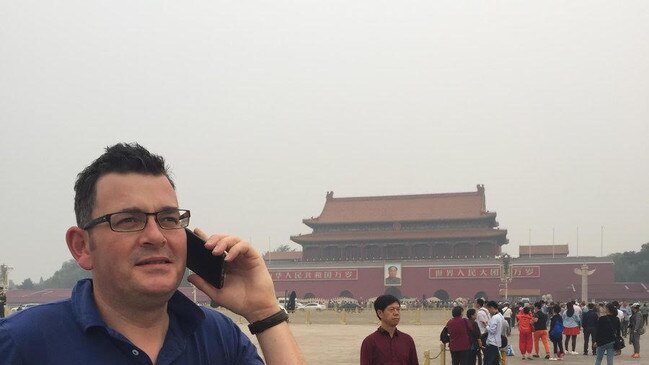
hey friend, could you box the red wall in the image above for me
[269,261,619,302]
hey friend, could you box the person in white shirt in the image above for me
[474,298,490,335]
[484,301,506,365]
[502,303,512,336]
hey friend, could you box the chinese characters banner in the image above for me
[270,269,359,281]
[428,266,540,279]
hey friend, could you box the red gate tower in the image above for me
[292,185,507,261]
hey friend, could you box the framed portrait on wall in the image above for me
[384,263,402,286]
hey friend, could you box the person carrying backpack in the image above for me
[549,304,565,360]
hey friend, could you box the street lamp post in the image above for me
[499,254,513,301]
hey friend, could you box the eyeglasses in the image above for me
[82,209,191,232]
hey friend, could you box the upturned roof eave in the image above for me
[290,229,508,245]
[302,212,497,227]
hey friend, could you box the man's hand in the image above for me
[187,228,278,323]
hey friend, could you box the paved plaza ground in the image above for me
[222,308,649,365]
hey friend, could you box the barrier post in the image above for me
[440,343,446,365]
[500,349,507,365]
[415,308,422,325]
[423,350,430,365]
[306,310,312,325]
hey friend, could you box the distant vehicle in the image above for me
[11,303,40,313]
[337,302,362,312]
[300,302,326,311]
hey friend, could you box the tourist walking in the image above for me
[483,301,505,365]
[562,301,581,354]
[594,302,621,365]
[474,299,490,336]
[629,303,643,359]
[581,302,599,355]
[502,303,512,336]
[532,301,551,359]
[548,304,565,361]
[466,308,483,365]
[620,302,631,337]
[516,306,534,360]
[445,306,473,365]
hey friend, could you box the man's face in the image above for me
[84,173,186,302]
[487,306,498,315]
[388,267,398,278]
[378,302,401,327]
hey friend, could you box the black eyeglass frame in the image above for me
[82,209,191,232]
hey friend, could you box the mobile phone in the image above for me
[185,228,226,289]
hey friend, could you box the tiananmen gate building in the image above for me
[264,185,649,302]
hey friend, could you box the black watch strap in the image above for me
[248,309,289,335]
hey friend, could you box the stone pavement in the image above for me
[224,308,648,365]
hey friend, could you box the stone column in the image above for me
[573,264,596,302]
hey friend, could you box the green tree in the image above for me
[18,278,35,289]
[38,259,91,288]
[274,244,295,252]
[611,242,649,282]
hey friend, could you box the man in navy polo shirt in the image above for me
[0,143,305,365]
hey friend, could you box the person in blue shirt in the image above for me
[0,143,305,365]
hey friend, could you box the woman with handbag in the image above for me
[594,302,622,365]
[446,306,472,365]
[629,303,643,358]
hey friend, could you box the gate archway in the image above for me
[433,289,450,301]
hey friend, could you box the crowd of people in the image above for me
[442,299,647,365]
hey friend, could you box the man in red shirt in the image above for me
[361,295,419,365]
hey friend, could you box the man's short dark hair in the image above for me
[466,308,476,317]
[452,306,464,317]
[486,300,499,309]
[73,143,174,227]
[388,265,398,271]
[373,295,400,319]
[476,298,485,307]
[606,302,617,315]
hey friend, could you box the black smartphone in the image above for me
[185,228,226,289]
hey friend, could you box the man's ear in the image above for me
[66,227,93,270]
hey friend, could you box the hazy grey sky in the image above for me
[1,1,648,284]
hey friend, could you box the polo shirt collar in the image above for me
[377,326,400,336]
[71,278,205,336]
